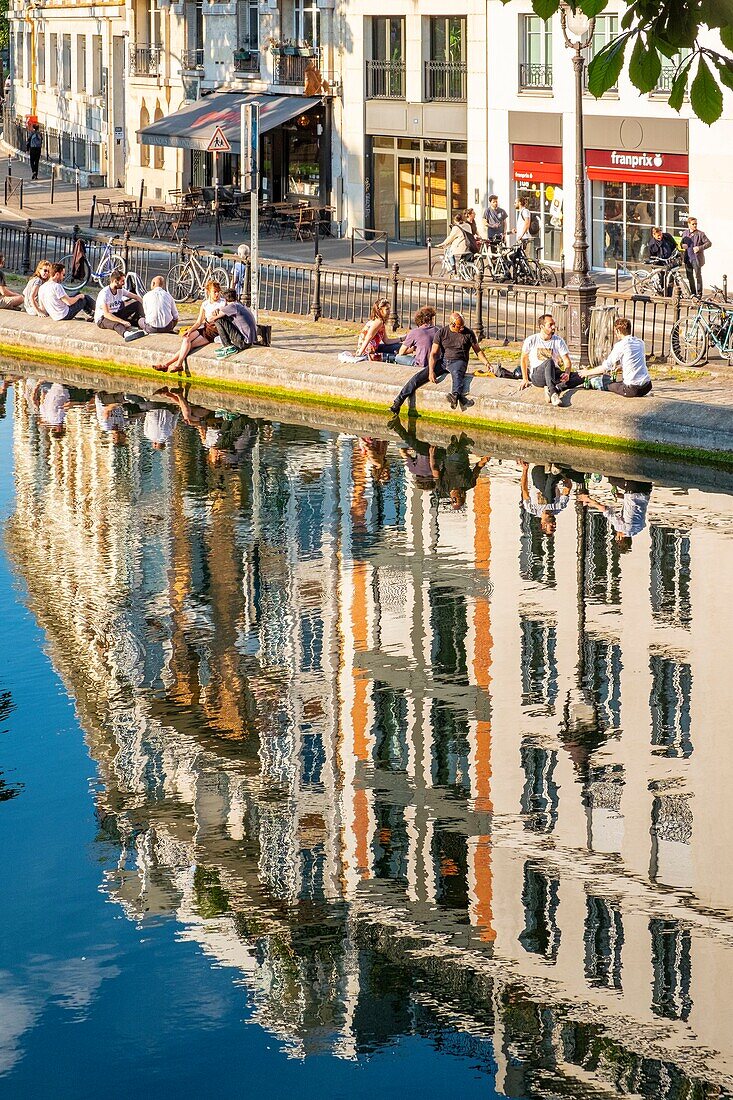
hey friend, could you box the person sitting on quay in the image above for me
[429,311,494,411]
[0,253,25,311]
[39,262,95,322]
[580,317,652,397]
[141,275,179,335]
[23,259,51,316]
[520,313,583,406]
[95,271,146,340]
[154,280,224,374]
[214,289,257,359]
[388,306,440,415]
[354,297,400,361]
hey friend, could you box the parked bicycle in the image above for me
[61,235,126,292]
[478,239,557,287]
[430,249,476,281]
[166,247,230,303]
[631,256,687,298]
[670,298,733,366]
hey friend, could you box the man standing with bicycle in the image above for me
[680,216,711,299]
[646,226,679,297]
[483,195,508,249]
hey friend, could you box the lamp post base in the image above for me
[565,277,598,367]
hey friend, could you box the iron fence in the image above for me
[365,59,406,99]
[518,62,553,90]
[424,60,467,101]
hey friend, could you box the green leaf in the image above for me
[700,0,733,29]
[667,66,689,111]
[587,35,628,97]
[578,0,609,15]
[628,35,662,91]
[690,56,724,123]
[531,0,560,18]
[721,26,733,50]
[713,56,733,91]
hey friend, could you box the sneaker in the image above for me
[215,345,239,359]
[446,393,458,410]
[458,395,474,410]
[389,402,402,415]
[213,336,222,344]
[123,327,145,342]
[550,392,562,407]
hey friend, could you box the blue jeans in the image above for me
[393,362,447,408]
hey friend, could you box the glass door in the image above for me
[398,157,420,242]
[424,159,448,242]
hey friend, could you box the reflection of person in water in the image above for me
[94,392,133,447]
[436,433,489,510]
[159,389,257,469]
[391,416,444,491]
[578,477,652,551]
[0,375,14,418]
[359,437,390,484]
[521,460,574,537]
[34,381,91,438]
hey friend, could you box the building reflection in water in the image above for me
[6,380,733,1093]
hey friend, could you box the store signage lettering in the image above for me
[610,150,664,169]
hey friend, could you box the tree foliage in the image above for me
[509,0,733,124]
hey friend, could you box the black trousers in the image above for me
[393,363,446,407]
[531,362,583,398]
[64,295,95,319]
[216,316,252,350]
[29,148,41,177]
[608,378,652,398]
[684,259,703,298]
[97,300,144,336]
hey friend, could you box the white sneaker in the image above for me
[550,392,562,407]
[213,336,222,344]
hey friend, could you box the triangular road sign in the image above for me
[207,126,232,153]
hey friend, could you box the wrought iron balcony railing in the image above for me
[519,62,553,90]
[424,60,467,101]
[129,44,162,77]
[365,59,406,99]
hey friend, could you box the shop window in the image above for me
[139,105,150,167]
[77,36,87,94]
[519,15,552,90]
[153,105,164,169]
[38,33,46,86]
[663,186,690,240]
[584,15,619,92]
[516,180,562,263]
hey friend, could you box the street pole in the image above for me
[243,104,260,322]
[560,4,597,367]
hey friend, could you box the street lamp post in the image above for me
[560,3,597,367]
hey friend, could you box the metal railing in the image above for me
[424,60,467,101]
[365,59,406,99]
[234,49,260,73]
[272,48,320,87]
[129,45,163,77]
[519,62,553,90]
[181,48,204,70]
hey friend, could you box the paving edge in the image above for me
[1,320,733,468]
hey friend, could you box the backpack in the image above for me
[529,213,541,237]
[29,131,42,150]
[124,270,146,297]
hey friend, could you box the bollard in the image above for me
[390,261,400,331]
[560,253,566,288]
[75,168,80,213]
[137,178,145,228]
[89,194,97,230]
[50,165,56,205]
[19,180,23,210]
[123,229,130,270]
[350,228,354,264]
[724,274,728,302]
[384,235,389,270]
[21,218,32,275]
[427,237,432,275]
[313,215,319,264]
[243,255,252,308]
[310,253,322,321]
[474,255,485,342]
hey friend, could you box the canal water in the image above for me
[1,373,732,1099]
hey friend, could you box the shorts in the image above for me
[200,321,218,341]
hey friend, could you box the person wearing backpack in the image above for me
[514,197,533,252]
[27,125,42,180]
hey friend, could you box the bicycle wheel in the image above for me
[632,270,653,295]
[167,262,195,303]
[211,266,230,289]
[60,255,90,292]
[537,264,558,288]
[108,252,126,277]
[457,259,476,281]
[670,317,708,366]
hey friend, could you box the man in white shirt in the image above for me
[520,314,583,406]
[39,263,95,321]
[580,317,653,397]
[95,272,145,339]
[579,477,652,552]
[513,197,532,250]
[142,275,179,334]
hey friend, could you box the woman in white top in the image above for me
[438,214,472,272]
[23,259,51,316]
[154,280,224,374]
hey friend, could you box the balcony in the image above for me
[519,62,552,90]
[129,44,162,77]
[181,48,204,71]
[424,60,467,102]
[234,49,260,75]
[272,47,320,87]
[365,59,405,99]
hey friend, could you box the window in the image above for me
[15,32,23,82]
[92,35,103,95]
[62,35,72,88]
[236,0,258,51]
[139,105,150,167]
[426,16,466,100]
[77,36,87,93]
[37,33,46,86]
[653,48,692,95]
[293,0,319,47]
[520,15,552,90]
[153,104,164,169]
[50,34,58,87]
[585,15,619,92]
[367,17,405,98]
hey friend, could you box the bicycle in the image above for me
[527,246,558,288]
[61,235,126,292]
[670,298,733,366]
[631,256,687,298]
[166,246,230,302]
[430,249,476,281]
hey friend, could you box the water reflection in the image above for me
[5,373,733,1094]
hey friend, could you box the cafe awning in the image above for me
[137,91,322,152]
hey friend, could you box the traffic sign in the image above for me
[207,126,231,153]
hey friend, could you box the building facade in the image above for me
[4,1,733,279]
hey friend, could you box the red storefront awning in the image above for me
[585,149,689,187]
[512,144,563,186]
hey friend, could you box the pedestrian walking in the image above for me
[520,313,583,406]
[680,216,711,299]
[429,311,493,411]
[580,317,652,397]
[27,124,42,180]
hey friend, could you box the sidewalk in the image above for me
[1,310,732,464]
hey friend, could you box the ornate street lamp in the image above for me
[560,3,597,366]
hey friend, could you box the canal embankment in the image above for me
[2,311,733,464]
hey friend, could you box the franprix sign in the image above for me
[585,148,689,186]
